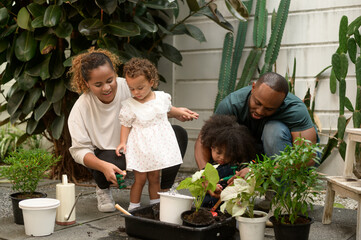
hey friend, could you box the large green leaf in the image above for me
[0,39,8,53]
[22,88,42,115]
[133,16,158,33]
[17,7,32,30]
[54,22,73,38]
[10,109,23,124]
[34,100,51,121]
[144,0,177,10]
[17,73,38,91]
[27,3,46,18]
[186,0,200,11]
[31,16,44,28]
[185,24,206,42]
[161,43,182,66]
[40,54,52,80]
[15,31,37,62]
[50,50,65,79]
[26,116,38,135]
[225,0,249,22]
[40,34,57,54]
[0,7,9,27]
[53,100,62,116]
[45,78,66,103]
[103,22,140,37]
[0,24,16,38]
[43,5,62,27]
[51,115,65,140]
[199,3,234,32]
[7,90,25,115]
[95,0,117,15]
[78,18,103,36]
[97,37,119,54]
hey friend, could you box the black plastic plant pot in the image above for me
[270,215,314,240]
[181,209,215,227]
[121,204,236,240]
[10,192,47,225]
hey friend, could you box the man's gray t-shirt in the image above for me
[215,86,315,141]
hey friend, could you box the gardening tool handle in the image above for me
[115,204,132,215]
[211,199,222,212]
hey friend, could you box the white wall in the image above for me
[165,0,361,174]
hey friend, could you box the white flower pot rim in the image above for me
[236,210,268,223]
[158,192,194,200]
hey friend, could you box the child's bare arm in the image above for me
[116,125,131,156]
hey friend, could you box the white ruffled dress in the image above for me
[119,91,183,172]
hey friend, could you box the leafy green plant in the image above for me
[0,0,247,180]
[261,138,322,224]
[220,173,266,218]
[177,163,219,212]
[0,124,23,161]
[0,148,60,196]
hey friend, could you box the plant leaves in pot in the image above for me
[259,137,322,240]
[0,148,60,224]
[177,163,220,227]
[220,168,268,240]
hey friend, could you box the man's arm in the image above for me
[291,127,318,166]
[194,133,211,170]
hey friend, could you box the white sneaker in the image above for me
[96,186,115,212]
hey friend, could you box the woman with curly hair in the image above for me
[199,114,259,208]
[67,48,198,213]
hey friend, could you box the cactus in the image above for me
[214,32,234,109]
[323,15,361,174]
[261,0,291,74]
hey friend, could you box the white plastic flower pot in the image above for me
[19,198,60,236]
[236,210,268,240]
[158,192,194,225]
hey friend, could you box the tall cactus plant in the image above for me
[214,0,291,110]
[326,15,361,176]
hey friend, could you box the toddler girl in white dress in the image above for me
[116,58,183,211]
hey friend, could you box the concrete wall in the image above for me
[159,0,361,174]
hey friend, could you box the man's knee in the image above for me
[262,121,292,156]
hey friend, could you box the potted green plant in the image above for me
[0,148,60,224]
[220,167,269,240]
[263,138,322,240]
[176,163,220,227]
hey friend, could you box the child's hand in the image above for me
[169,107,199,122]
[207,184,223,199]
[227,167,250,185]
[116,143,126,157]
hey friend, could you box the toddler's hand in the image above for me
[115,144,126,157]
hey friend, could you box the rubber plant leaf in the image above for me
[103,22,140,37]
[39,34,57,55]
[0,7,9,27]
[199,3,234,32]
[15,31,37,62]
[225,0,249,22]
[53,100,62,116]
[27,3,46,18]
[45,78,66,103]
[0,39,8,53]
[78,18,103,36]
[17,73,38,91]
[26,117,38,135]
[31,16,44,28]
[51,115,65,140]
[7,90,25,115]
[185,24,206,42]
[17,7,32,30]
[22,88,42,115]
[161,43,182,66]
[186,0,200,11]
[54,22,73,38]
[43,5,62,27]
[34,100,51,121]
[95,0,117,15]
[50,50,65,79]
[133,16,158,33]
[144,0,177,10]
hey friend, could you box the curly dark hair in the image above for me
[123,57,159,88]
[68,47,121,94]
[200,115,258,165]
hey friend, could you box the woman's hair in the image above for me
[123,58,159,88]
[200,115,258,165]
[68,47,121,94]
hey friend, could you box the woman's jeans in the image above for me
[90,125,188,190]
